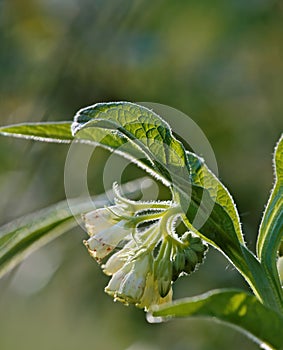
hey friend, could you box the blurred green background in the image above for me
[0,0,282,349]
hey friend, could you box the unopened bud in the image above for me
[172,251,186,281]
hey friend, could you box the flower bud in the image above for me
[154,241,173,297]
[172,250,186,281]
[181,232,208,274]
[185,248,198,265]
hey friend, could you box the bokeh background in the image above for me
[0,0,283,349]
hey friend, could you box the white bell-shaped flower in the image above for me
[84,220,131,260]
[83,206,123,237]
[102,240,137,275]
[105,252,151,305]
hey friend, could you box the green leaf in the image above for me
[0,178,147,279]
[186,151,243,244]
[0,122,73,143]
[72,102,190,188]
[256,134,283,305]
[257,134,283,258]
[71,102,250,283]
[150,289,283,350]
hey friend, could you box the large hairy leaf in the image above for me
[72,102,190,189]
[150,289,283,350]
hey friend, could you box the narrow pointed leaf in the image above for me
[151,289,283,350]
[257,134,283,258]
[256,134,283,305]
[0,122,73,143]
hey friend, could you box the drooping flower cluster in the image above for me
[83,183,207,311]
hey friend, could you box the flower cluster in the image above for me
[83,184,207,311]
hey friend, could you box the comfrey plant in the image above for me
[83,184,206,309]
[0,102,282,349]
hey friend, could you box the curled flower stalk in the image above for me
[83,183,208,311]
